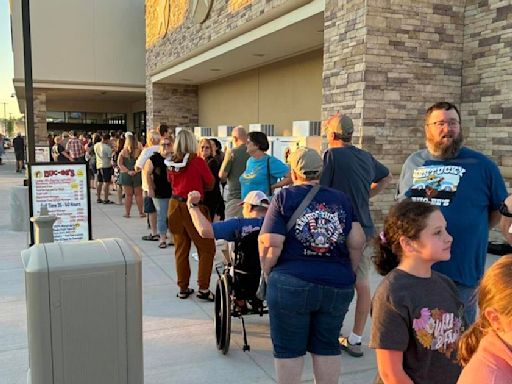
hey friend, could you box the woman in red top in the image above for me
[167,130,216,301]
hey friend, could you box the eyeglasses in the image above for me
[428,120,460,129]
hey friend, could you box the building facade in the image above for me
[146,0,511,223]
[10,0,146,143]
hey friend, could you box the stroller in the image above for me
[214,229,267,354]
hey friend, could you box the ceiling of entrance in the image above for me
[155,12,324,85]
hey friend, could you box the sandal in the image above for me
[197,290,215,302]
[103,200,114,204]
[158,242,167,249]
[96,198,103,203]
[142,234,159,241]
[177,288,194,299]
[123,214,130,218]
[139,213,146,218]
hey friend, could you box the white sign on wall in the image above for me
[28,163,92,243]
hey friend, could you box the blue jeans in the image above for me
[267,271,354,358]
[152,198,170,235]
[454,282,477,325]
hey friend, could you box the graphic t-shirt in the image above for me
[397,147,507,287]
[370,269,464,384]
[320,145,389,237]
[260,184,358,288]
[212,217,263,241]
[239,154,289,199]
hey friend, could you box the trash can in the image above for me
[22,238,143,384]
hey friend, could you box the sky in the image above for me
[0,0,21,118]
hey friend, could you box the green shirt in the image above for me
[220,144,250,200]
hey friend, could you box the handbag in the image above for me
[256,185,321,301]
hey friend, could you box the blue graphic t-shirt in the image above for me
[260,184,358,288]
[397,147,507,287]
[212,217,264,241]
[239,154,289,199]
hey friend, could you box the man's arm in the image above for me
[258,233,285,276]
[187,191,214,238]
[499,195,512,243]
[143,159,155,198]
[219,148,232,182]
[370,172,393,198]
[347,222,366,271]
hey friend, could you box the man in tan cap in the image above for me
[321,112,392,357]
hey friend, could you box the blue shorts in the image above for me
[267,271,354,358]
[143,196,156,213]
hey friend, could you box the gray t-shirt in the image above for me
[94,142,112,169]
[369,269,464,384]
[220,144,250,200]
[320,145,389,236]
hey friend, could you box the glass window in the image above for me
[67,112,83,123]
[85,112,106,124]
[107,113,126,125]
[46,111,65,123]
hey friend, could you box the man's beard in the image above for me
[426,131,464,159]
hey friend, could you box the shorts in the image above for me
[144,195,156,213]
[97,167,113,183]
[15,151,24,161]
[118,172,142,188]
[267,271,354,358]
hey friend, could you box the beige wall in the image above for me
[11,0,145,86]
[198,50,322,136]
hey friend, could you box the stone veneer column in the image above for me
[462,2,512,166]
[33,89,47,145]
[146,81,199,134]
[322,0,465,222]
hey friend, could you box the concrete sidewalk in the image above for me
[0,149,501,384]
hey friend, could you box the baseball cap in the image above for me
[239,190,270,208]
[125,131,134,137]
[288,147,323,179]
[324,112,354,140]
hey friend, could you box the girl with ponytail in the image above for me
[369,200,464,384]
[457,255,512,383]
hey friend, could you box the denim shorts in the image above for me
[267,271,354,358]
[143,196,156,213]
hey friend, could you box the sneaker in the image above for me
[339,336,363,357]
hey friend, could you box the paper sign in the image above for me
[29,163,92,242]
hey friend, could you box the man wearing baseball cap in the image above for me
[321,112,392,357]
[187,189,270,305]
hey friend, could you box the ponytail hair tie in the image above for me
[379,231,387,245]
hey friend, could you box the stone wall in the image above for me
[146,83,199,131]
[461,1,512,166]
[33,90,47,145]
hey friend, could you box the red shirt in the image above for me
[167,155,214,200]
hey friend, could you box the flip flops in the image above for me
[158,242,167,249]
[197,290,215,302]
[177,288,194,299]
[142,234,159,241]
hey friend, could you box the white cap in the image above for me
[239,190,270,208]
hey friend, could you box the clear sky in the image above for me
[0,0,21,118]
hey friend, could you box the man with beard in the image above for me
[397,101,507,324]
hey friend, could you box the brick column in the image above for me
[33,89,47,145]
[462,2,512,165]
[146,80,198,135]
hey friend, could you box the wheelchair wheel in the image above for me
[214,273,231,354]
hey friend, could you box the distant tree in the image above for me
[6,119,14,137]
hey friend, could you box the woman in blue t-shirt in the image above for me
[259,147,366,384]
[239,131,291,199]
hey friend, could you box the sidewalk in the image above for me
[0,149,501,384]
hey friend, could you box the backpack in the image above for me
[233,228,261,300]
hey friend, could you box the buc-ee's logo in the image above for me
[191,0,214,24]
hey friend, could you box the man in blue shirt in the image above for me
[397,101,507,324]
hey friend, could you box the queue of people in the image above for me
[42,101,512,384]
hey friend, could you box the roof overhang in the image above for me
[151,0,324,85]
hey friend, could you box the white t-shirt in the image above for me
[94,142,112,169]
[136,145,159,192]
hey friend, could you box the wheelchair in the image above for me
[214,231,267,354]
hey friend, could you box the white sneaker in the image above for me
[192,252,199,261]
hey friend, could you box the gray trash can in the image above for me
[22,238,143,384]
